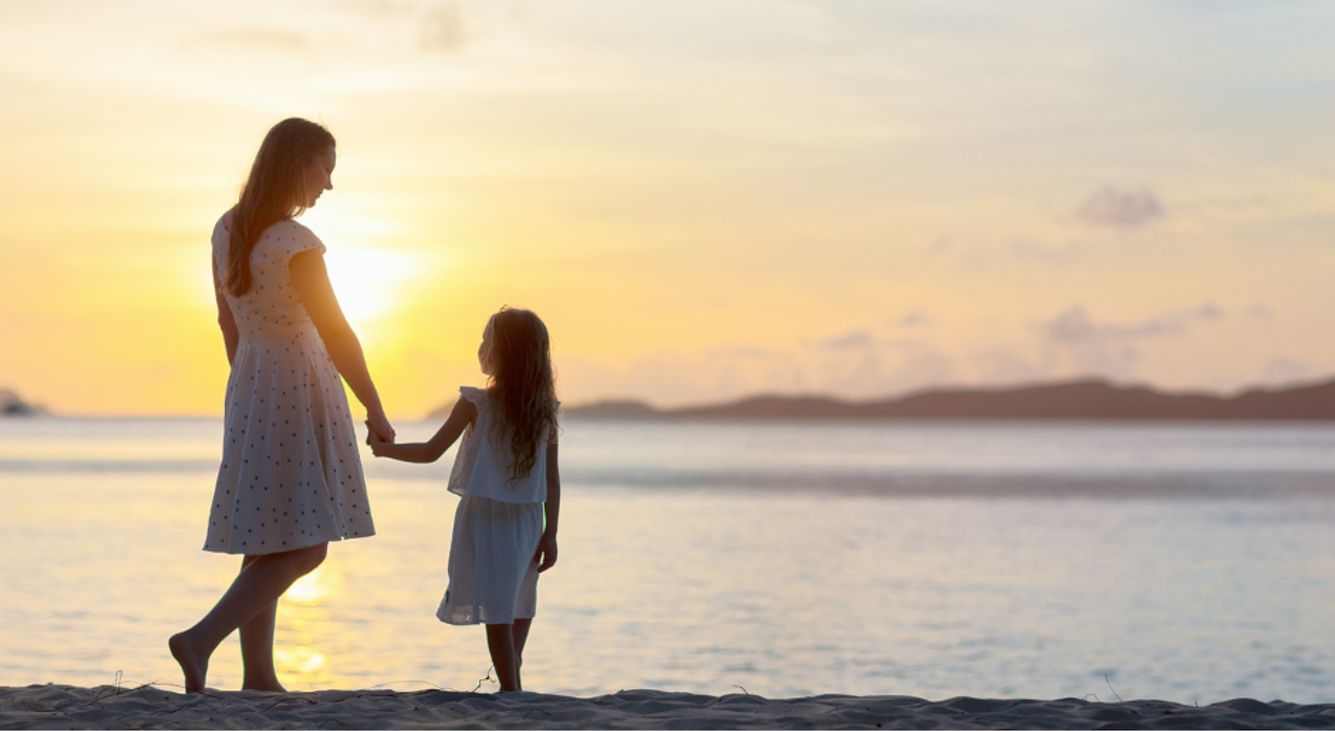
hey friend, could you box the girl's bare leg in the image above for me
[485,623,520,692]
[170,544,327,693]
[239,556,284,692]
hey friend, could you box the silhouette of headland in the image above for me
[538,376,1335,421]
[0,388,42,416]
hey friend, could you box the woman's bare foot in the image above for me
[168,632,208,693]
[242,678,287,693]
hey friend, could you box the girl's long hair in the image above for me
[486,307,560,482]
[226,118,335,297]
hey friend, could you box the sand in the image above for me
[3,684,1334,729]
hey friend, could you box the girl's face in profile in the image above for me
[478,316,497,376]
[303,146,336,208]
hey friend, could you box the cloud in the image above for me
[1042,306,1176,344]
[816,330,873,350]
[1193,301,1224,320]
[1245,303,1275,320]
[420,2,469,52]
[1007,238,1086,262]
[891,309,932,329]
[708,346,779,360]
[970,346,1053,384]
[557,330,964,407]
[1042,303,1226,345]
[1035,303,1232,380]
[559,300,1265,407]
[1259,358,1312,386]
[1075,186,1165,230]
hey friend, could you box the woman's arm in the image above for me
[212,258,239,365]
[290,249,394,441]
[368,398,475,463]
[536,441,560,572]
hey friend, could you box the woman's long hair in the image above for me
[225,118,335,296]
[485,307,560,482]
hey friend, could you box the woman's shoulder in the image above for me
[211,209,234,247]
[262,218,318,240]
[259,219,325,257]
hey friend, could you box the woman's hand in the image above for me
[534,532,558,573]
[365,426,392,457]
[366,410,395,444]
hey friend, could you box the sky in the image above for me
[2,0,1335,417]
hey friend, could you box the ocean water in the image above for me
[3,417,1335,703]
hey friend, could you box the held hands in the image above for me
[534,531,558,573]
[365,409,396,444]
[364,411,395,458]
[365,425,393,457]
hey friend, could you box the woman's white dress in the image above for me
[203,213,375,555]
[438,386,550,625]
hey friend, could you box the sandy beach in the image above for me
[3,684,1333,730]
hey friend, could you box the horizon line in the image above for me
[8,372,1335,420]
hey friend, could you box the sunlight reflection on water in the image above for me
[284,564,342,606]
[3,418,1335,702]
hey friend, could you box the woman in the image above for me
[170,118,395,693]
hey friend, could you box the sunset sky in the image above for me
[3,1,1335,417]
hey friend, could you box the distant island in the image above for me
[0,388,43,416]
[429,377,1335,422]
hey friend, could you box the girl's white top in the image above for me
[447,386,551,504]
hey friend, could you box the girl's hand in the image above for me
[534,532,558,573]
[366,410,395,444]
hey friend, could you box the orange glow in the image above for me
[322,246,424,337]
[2,3,1332,417]
[283,564,343,605]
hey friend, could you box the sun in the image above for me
[299,195,427,335]
[321,245,419,333]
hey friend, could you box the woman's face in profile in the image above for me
[304,146,336,208]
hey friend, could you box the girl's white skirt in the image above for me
[438,495,543,625]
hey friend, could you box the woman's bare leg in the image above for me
[511,618,532,671]
[485,623,520,692]
[170,544,327,692]
[238,556,284,692]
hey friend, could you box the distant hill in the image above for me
[559,400,661,420]
[0,388,44,416]
[556,377,1335,421]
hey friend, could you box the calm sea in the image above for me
[3,417,1335,702]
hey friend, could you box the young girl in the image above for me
[368,306,560,693]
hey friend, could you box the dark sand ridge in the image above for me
[4,684,1334,729]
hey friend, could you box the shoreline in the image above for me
[3,684,1333,729]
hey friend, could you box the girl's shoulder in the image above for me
[458,386,490,405]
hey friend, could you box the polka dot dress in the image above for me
[203,212,375,555]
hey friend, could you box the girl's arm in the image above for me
[535,441,560,572]
[212,257,239,365]
[368,398,476,463]
[290,249,394,441]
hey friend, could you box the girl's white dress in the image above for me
[439,386,551,625]
[204,213,374,555]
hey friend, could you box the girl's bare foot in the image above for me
[168,632,208,693]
